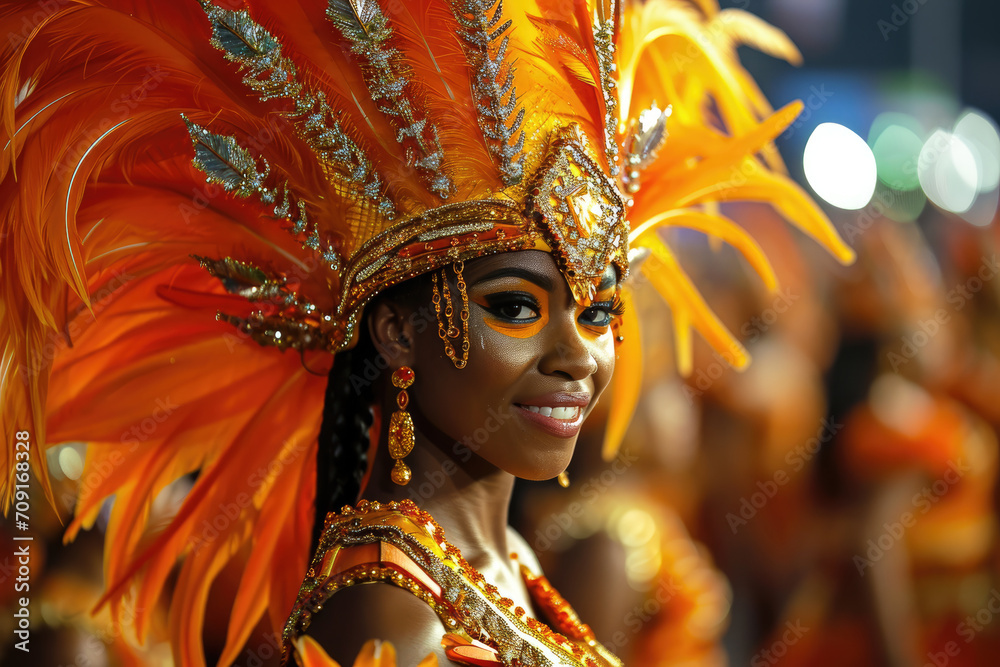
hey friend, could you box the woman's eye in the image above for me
[495,302,540,320]
[579,306,612,327]
[482,293,542,321]
[580,295,624,328]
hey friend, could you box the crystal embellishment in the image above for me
[453,0,526,187]
[529,125,629,303]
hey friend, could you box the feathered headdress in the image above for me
[0,0,852,663]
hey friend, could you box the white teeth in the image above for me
[522,405,580,419]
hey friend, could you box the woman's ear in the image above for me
[367,298,416,368]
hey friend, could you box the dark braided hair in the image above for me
[310,276,432,552]
[311,322,378,553]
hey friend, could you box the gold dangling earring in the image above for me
[432,261,470,369]
[557,471,570,488]
[388,366,415,485]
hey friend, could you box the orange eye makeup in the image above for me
[470,282,550,338]
[466,262,622,340]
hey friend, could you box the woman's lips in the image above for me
[513,393,589,438]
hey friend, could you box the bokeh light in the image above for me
[868,111,925,147]
[871,124,923,190]
[918,129,980,214]
[803,123,877,210]
[57,445,84,481]
[954,110,1000,192]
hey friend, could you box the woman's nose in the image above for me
[538,316,599,381]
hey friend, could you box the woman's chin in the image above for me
[505,453,575,482]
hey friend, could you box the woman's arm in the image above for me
[304,582,448,666]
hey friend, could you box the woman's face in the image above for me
[405,250,619,480]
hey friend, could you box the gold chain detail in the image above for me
[432,261,470,369]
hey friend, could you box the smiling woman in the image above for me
[0,0,852,665]
[296,250,625,665]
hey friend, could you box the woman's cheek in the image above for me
[592,333,616,392]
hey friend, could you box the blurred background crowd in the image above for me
[3,0,1000,665]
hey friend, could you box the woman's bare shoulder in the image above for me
[303,582,446,665]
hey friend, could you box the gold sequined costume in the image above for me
[286,500,622,666]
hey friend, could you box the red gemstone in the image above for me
[397,391,408,410]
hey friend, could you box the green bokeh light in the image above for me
[871,124,924,191]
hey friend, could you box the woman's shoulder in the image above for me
[283,501,451,664]
[303,582,446,665]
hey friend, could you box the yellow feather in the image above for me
[602,286,642,460]
[631,209,778,291]
[714,9,803,66]
[294,635,343,667]
[640,234,750,372]
[705,168,857,265]
[673,309,694,377]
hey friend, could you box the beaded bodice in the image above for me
[281,500,622,666]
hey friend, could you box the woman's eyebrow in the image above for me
[471,267,554,290]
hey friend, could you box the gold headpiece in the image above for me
[184,1,633,353]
